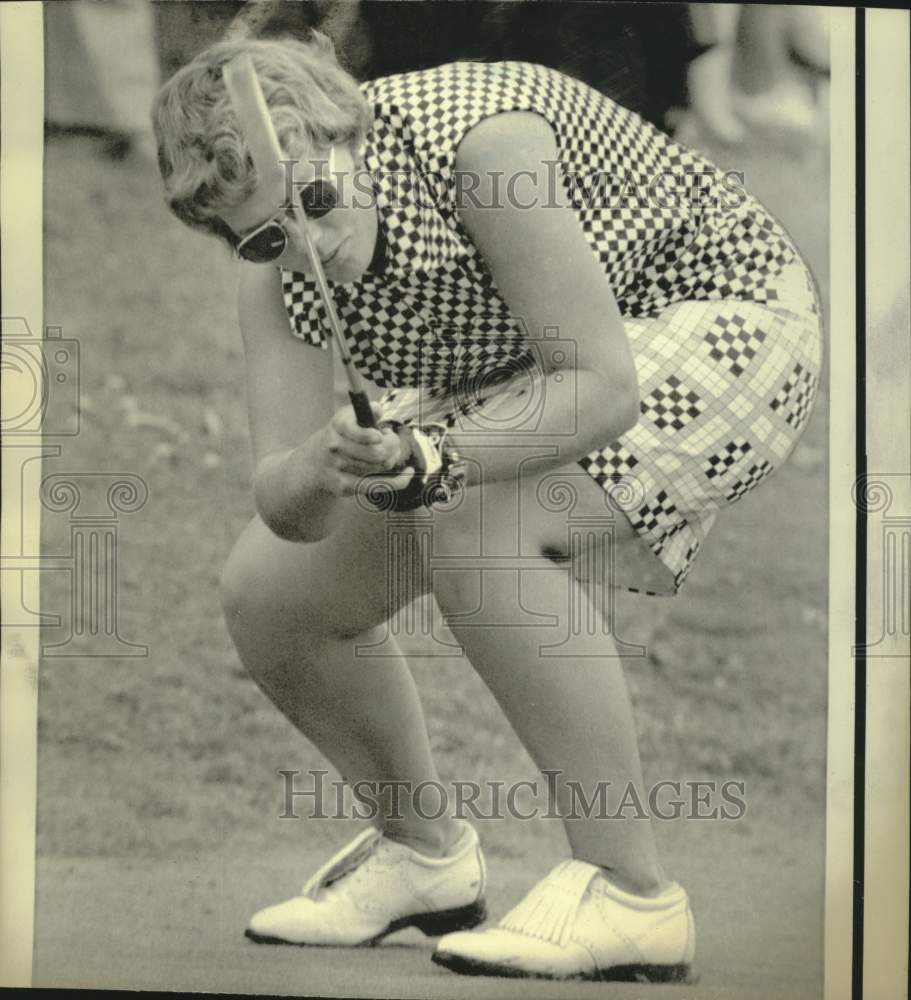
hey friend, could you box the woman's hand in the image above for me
[314,402,414,498]
[238,267,412,540]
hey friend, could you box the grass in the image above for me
[37,113,829,878]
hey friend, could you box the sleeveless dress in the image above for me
[280,61,823,594]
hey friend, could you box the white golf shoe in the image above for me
[433,859,696,982]
[245,821,487,947]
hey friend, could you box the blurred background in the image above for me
[46,0,831,152]
[35,3,831,995]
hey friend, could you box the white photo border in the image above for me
[1,4,908,995]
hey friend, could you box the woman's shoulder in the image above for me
[361,60,613,163]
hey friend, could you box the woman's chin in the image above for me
[328,264,361,284]
[328,254,369,284]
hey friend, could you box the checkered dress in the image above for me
[281,61,823,593]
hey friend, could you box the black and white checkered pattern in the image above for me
[641,376,706,433]
[771,363,819,431]
[704,313,768,376]
[704,439,753,480]
[725,460,775,502]
[580,444,640,486]
[629,489,679,537]
[277,61,823,593]
[281,61,799,388]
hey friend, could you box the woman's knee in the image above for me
[219,519,317,633]
[219,517,393,644]
[220,536,278,636]
[219,543,345,687]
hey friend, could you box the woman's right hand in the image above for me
[311,402,414,498]
[239,266,413,540]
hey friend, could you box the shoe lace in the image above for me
[342,840,398,890]
[303,829,400,900]
[302,827,384,899]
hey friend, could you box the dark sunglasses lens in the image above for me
[238,225,286,263]
[299,179,338,219]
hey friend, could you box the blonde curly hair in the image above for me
[152,33,372,241]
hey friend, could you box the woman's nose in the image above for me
[285,210,329,263]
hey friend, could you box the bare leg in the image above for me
[433,470,671,895]
[436,567,667,894]
[221,510,461,855]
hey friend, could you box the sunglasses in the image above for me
[232,148,340,264]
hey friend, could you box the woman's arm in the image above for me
[237,264,405,542]
[238,263,339,540]
[452,111,640,483]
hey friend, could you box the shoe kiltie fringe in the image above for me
[498,860,599,948]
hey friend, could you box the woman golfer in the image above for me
[152,33,821,982]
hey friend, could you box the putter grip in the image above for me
[222,56,284,190]
[349,390,376,428]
